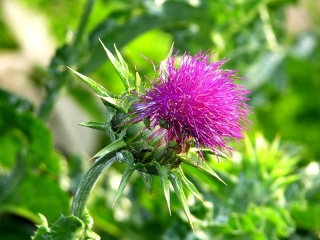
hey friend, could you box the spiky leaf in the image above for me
[154,162,171,214]
[91,138,127,159]
[169,170,194,231]
[99,40,135,91]
[113,151,137,206]
[138,171,153,194]
[68,67,115,98]
[68,68,129,112]
[177,166,204,202]
[80,121,116,142]
[178,151,226,185]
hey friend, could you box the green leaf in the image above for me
[291,202,320,232]
[169,170,194,231]
[177,166,204,203]
[178,151,226,185]
[0,104,69,223]
[113,150,137,206]
[91,138,127,159]
[99,40,135,91]
[1,173,70,224]
[68,67,114,97]
[33,214,100,240]
[32,214,51,240]
[154,162,171,214]
[68,67,130,112]
[80,121,116,142]
[138,171,154,194]
[98,94,131,113]
[50,215,84,240]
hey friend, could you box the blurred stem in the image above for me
[259,4,279,50]
[38,0,97,121]
[71,139,127,219]
[73,0,97,48]
[38,79,64,121]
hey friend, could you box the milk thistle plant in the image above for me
[33,41,250,239]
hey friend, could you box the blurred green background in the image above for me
[0,0,319,239]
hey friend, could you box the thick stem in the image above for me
[71,139,127,218]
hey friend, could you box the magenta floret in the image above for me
[131,50,251,156]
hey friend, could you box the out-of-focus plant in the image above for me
[162,133,320,240]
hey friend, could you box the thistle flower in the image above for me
[130,50,251,160]
[67,43,251,231]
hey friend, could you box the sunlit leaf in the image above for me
[169,170,194,231]
[68,67,131,112]
[176,166,203,203]
[154,162,171,214]
[98,40,135,91]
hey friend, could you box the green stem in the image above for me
[38,80,64,121]
[71,139,127,218]
[73,0,97,48]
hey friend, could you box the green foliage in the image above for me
[0,90,70,238]
[0,92,69,222]
[32,213,100,240]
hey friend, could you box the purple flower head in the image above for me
[130,50,251,158]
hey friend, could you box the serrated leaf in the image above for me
[177,166,204,203]
[169,170,194,231]
[154,162,171,214]
[138,171,153,194]
[80,121,116,142]
[113,151,137,206]
[178,152,226,185]
[99,39,135,90]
